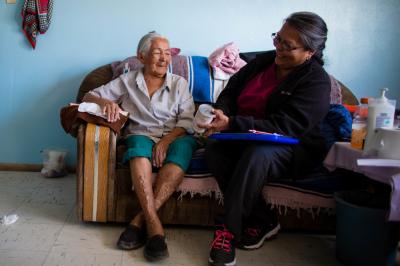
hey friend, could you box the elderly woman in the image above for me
[83,32,196,261]
[203,12,331,266]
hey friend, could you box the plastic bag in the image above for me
[40,149,68,178]
[0,214,19,225]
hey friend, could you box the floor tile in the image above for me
[165,227,212,256]
[65,207,80,225]
[0,171,359,266]
[236,248,275,266]
[122,250,205,266]
[0,195,25,216]
[0,223,63,251]
[27,183,76,205]
[43,250,122,266]
[14,202,74,224]
[51,223,124,255]
[0,250,48,266]
[265,233,342,265]
[34,175,76,194]
[0,171,44,190]
[0,173,40,201]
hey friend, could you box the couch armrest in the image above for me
[338,80,359,105]
[76,64,113,103]
[76,122,117,222]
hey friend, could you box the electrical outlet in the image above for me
[6,0,17,4]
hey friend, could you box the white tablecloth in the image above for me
[324,142,400,221]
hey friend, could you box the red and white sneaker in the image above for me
[238,222,280,250]
[208,224,236,266]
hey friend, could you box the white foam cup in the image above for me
[193,104,215,134]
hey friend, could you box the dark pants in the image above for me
[205,140,294,240]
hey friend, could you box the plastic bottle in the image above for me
[364,88,396,154]
[350,98,368,149]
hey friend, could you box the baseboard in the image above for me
[0,163,76,173]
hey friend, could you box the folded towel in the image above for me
[208,42,247,80]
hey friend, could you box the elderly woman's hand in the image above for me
[202,109,230,136]
[82,93,122,123]
[101,100,121,123]
[152,137,172,168]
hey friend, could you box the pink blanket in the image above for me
[208,42,247,80]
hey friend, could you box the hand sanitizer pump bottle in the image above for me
[363,88,396,154]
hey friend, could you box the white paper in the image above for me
[357,159,400,167]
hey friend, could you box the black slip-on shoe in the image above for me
[143,234,169,261]
[117,224,146,250]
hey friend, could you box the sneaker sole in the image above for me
[117,240,145,250]
[208,257,236,266]
[241,223,281,250]
[144,248,169,262]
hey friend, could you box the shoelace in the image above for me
[211,228,234,252]
[246,228,260,237]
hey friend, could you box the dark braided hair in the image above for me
[285,12,328,65]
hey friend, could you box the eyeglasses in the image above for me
[271,32,303,52]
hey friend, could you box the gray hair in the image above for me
[285,12,328,65]
[136,31,169,57]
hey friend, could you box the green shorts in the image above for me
[122,135,197,172]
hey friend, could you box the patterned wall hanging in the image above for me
[21,0,53,49]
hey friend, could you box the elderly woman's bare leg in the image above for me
[153,163,185,210]
[130,157,163,237]
[130,163,184,228]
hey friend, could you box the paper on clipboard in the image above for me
[208,132,299,144]
[357,159,400,167]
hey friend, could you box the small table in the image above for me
[324,142,400,221]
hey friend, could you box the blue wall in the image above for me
[1,0,399,165]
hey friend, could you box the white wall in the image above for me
[0,0,399,165]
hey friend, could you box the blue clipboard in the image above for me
[208,133,299,145]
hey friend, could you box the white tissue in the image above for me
[78,102,107,119]
[77,102,128,119]
[0,214,19,225]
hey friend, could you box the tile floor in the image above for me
[0,171,347,265]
